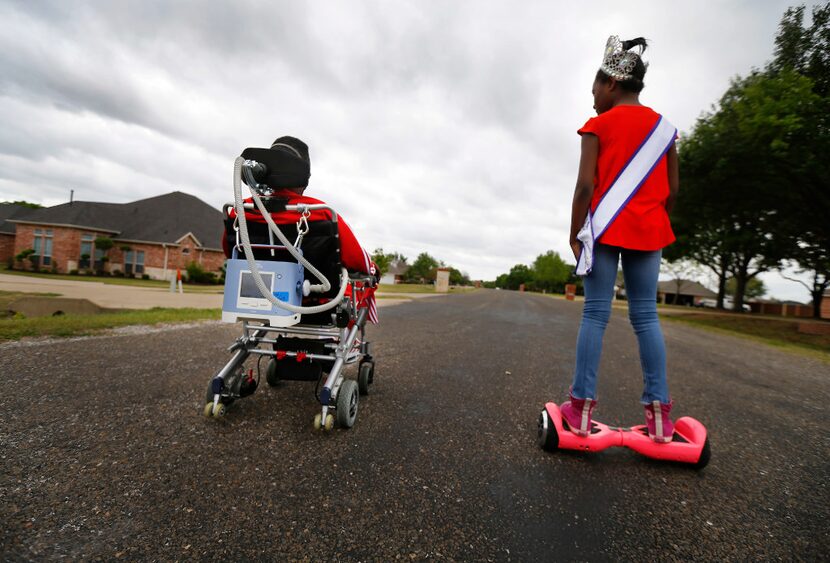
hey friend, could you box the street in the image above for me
[2,289,828,561]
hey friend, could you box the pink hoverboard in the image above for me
[537,402,710,468]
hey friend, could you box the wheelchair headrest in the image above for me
[241,144,310,189]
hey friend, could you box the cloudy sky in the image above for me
[0,0,821,300]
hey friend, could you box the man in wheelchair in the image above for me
[221,135,378,324]
[207,135,378,430]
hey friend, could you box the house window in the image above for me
[80,234,94,268]
[182,248,190,255]
[94,246,106,269]
[32,229,53,267]
[124,250,145,275]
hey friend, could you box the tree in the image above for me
[532,251,572,293]
[672,69,818,312]
[671,4,829,315]
[781,256,830,318]
[448,267,470,286]
[371,248,406,276]
[405,252,439,284]
[2,200,43,209]
[726,277,766,300]
[768,3,830,317]
[505,263,534,290]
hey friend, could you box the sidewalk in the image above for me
[0,273,221,310]
[0,273,443,310]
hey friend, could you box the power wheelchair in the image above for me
[203,156,377,431]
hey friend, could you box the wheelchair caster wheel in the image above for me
[203,403,214,418]
[313,413,335,431]
[358,361,374,396]
[212,403,227,418]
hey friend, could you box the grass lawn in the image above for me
[662,312,830,359]
[377,283,476,294]
[0,307,220,342]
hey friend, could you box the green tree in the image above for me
[504,263,533,290]
[672,70,817,312]
[672,4,830,315]
[371,248,406,278]
[371,248,392,275]
[726,277,766,300]
[448,267,470,286]
[532,251,571,293]
[406,252,439,284]
[767,3,830,317]
[2,200,43,209]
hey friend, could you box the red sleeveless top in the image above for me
[578,105,676,250]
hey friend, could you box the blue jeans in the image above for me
[571,243,670,404]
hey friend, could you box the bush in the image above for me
[69,270,79,275]
[112,270,124,277]
[141,274,150,280]
[186,261,218,284]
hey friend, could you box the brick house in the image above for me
[5,192,225,280]
[379,259,409,285]
[0,203,33,264]
[656,279,717,306]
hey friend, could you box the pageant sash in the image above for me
[575,115,677,276]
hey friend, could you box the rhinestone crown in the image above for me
[600,35,645,81]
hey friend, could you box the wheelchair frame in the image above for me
[204,201,376,431]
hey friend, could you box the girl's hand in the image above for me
[570,240,581,261]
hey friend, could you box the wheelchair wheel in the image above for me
[335,380,359,428]
[265,359,280,387]
[358,361,374,396]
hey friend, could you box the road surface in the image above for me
[2,290,827,560]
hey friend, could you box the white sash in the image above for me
[576,115,677,276]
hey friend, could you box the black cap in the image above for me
[271,136,310,164]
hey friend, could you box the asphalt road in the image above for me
[2,290,828,561]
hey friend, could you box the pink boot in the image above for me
[644,400,674,443]
[560,392,597,437]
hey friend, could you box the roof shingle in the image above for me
[8,192,223,249]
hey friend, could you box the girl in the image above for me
[561,36,680,443]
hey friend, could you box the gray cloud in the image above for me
[0,0,817,301]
